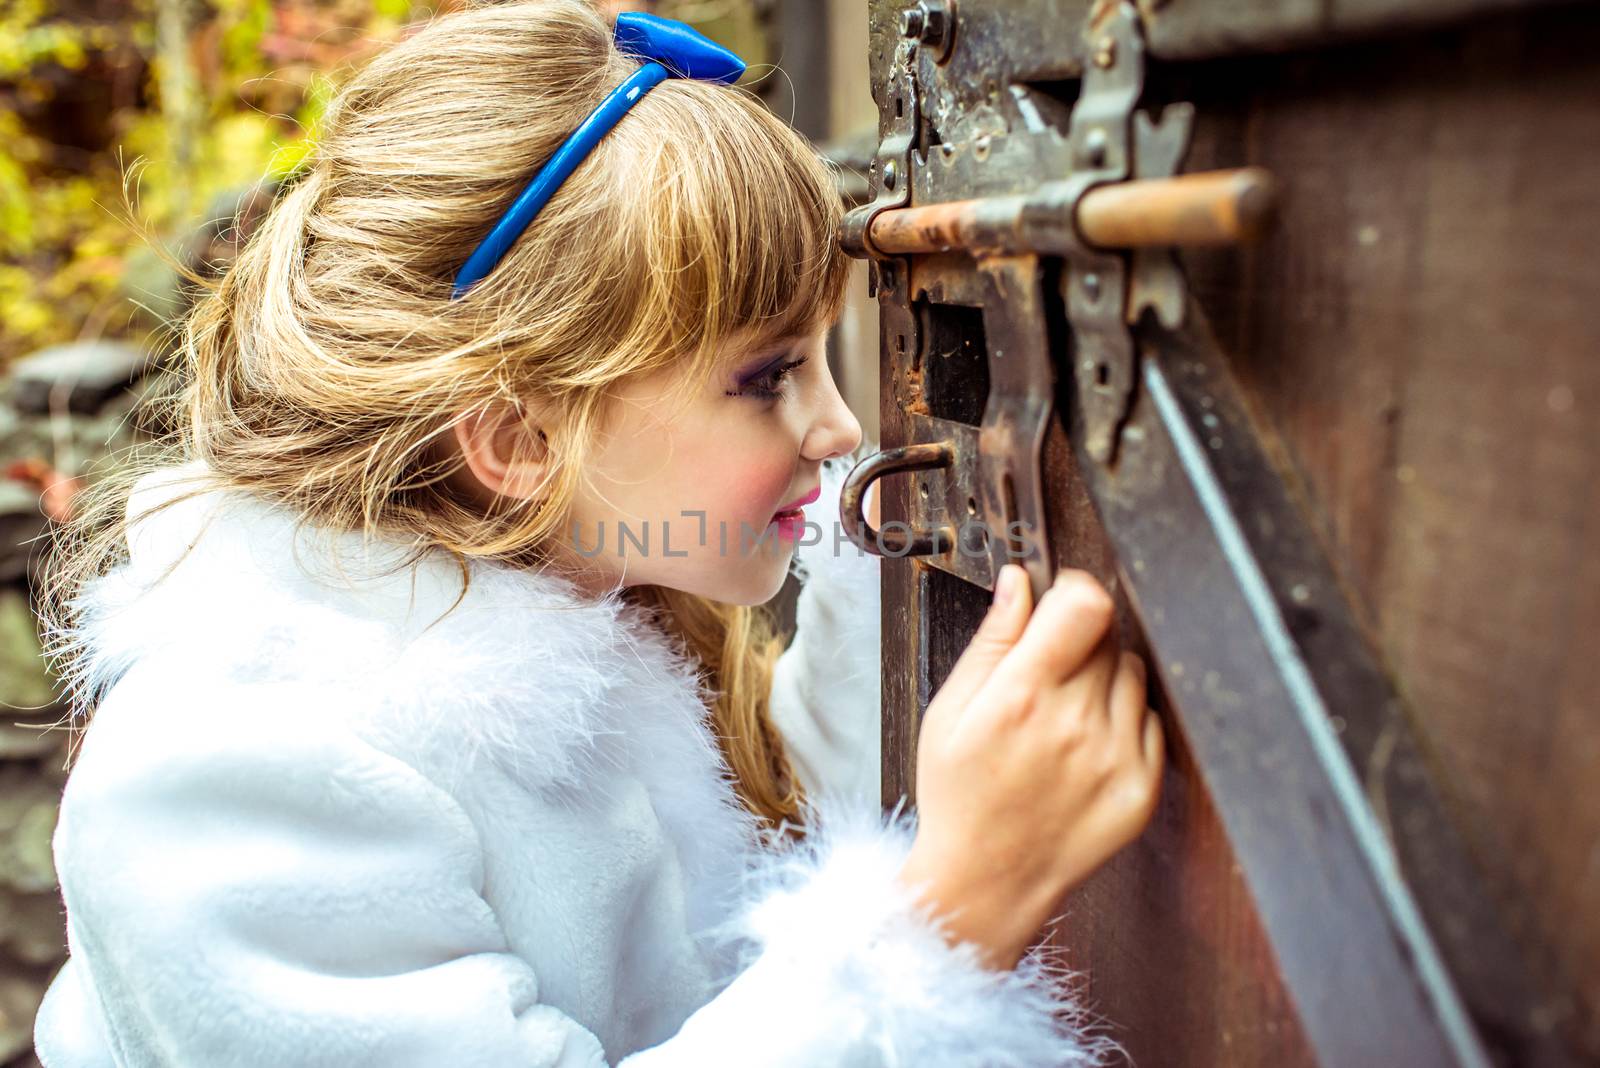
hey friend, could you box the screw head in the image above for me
[1083,127,1108,167]
[1093,35,1117,69]
[883,160,898,191]
[1083,273,1102,302]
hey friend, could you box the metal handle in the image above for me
[839,443,957,558]
[862,167,1278,257]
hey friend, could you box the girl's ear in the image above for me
[452,400,552,502]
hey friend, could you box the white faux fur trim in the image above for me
[766,442,885,804]
[47,462,726,800]
[726,797,1123,1067]
[52,460,762,953]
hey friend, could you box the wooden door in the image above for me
[839,2,1599,1065]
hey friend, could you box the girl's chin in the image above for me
[725,547,799,606]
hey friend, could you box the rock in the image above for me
[8,341,152,417]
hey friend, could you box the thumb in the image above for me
[928,564,1033,717]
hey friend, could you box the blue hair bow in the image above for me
[450,13,746,299]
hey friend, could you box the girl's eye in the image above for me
[726,354,810,401]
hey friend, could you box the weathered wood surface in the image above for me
[875,2,1599,1064]
[1176,4,1600,1057]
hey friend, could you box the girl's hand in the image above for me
[896,564,1164,970]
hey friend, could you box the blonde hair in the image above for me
[40,0,851,830]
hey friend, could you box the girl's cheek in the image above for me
[726,463,793,527]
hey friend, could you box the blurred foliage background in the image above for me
[2,0,411,367]
[0,0,772,370]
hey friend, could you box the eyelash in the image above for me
[727,354,810,400]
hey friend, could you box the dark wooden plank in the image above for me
[1038,419,1322,1068]
[1144,0,1586,61]
[882,0,1585,94]
[869,2,1599,1062]
[1176,5,1600,1056]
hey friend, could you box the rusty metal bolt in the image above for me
[901,1,954,58]
[899,5,925,38]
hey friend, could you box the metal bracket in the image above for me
[1055,1,1194,465]
[839,34,918,275]
[1128,103,1196,328]
[977,256,1058,599]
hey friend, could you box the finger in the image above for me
[1107,650,1147,745]
[1058,631,1120,720]
[930,563,1034,715]
[990,569,1115,693]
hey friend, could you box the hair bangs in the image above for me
[608,79,853,388]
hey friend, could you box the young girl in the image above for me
[34,2,1164,1064]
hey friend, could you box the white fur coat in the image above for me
[32,446,1115,1067]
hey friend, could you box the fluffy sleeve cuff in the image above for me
[659,798,1120,1068]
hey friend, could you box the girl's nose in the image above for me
[803,369,864,463]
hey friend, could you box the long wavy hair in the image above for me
[38,0,852,830]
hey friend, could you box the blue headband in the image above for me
[450,13,746,299]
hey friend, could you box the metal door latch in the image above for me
[838,0,1277,589]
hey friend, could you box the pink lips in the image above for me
[771,486,821,519]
